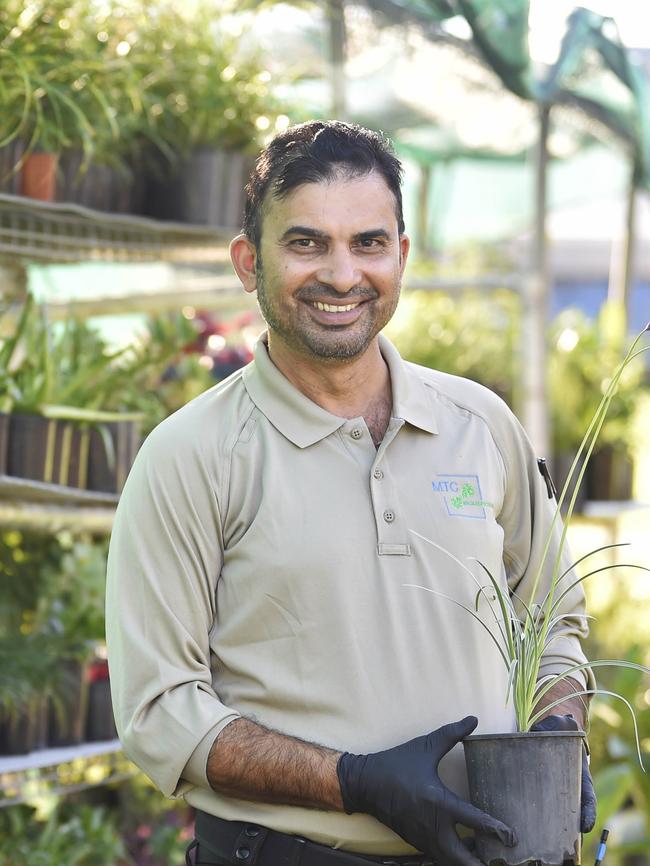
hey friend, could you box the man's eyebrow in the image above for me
[352,229,390,242]
[280,226,329,241]
[280,226,392,241]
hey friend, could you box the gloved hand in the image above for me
[530,713,596,833]
[337,716,516,865]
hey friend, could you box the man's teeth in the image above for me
[313,302,359,312]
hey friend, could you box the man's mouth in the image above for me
[311,301,361,313]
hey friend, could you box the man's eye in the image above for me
[292,238,317,248]
[358,238,383,248]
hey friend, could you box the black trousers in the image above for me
[186,811,434,866]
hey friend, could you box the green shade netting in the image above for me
[367,1,650,189]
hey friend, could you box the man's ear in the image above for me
[398,233,410,278]
[230,234,258,294]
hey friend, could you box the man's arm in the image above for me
[534,675,589,729]
[206,717,344,810]
[208,716,516,865]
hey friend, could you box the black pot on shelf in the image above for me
[47,659,90,749]
[7,413,89,488]
[586,446,634,501]
[85,659,118,742]
[550,451,588,514]
[0,139,25,195]
[56,150,146,215]
[0,699,49,756]
[87,420,141,493]
[143,148,252,228]
[0,411,9,474]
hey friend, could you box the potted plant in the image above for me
[3,299,130,488]
[0,0,128,202]
[385,286,520,406]
[548,303,644,506]
[35,537,109,747]
[133,0,278,226]
[407,322,650,865]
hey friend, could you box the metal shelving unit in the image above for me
[0,195,233,797]
[0,476,118,533]
[0,740,137,808]
[0,192,232,264]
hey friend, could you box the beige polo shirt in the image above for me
[105,334,592,856]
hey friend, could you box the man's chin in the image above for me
[299,330,377,361]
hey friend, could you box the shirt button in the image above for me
[383,510,395,523]
[235,847,251,860]
[351,427,363,440]
[373,468,384,480]
[245,827,260,838]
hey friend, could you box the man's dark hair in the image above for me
[243,120,405,247]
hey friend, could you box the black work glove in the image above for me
[337,716,516,866]
[530,713,597,833]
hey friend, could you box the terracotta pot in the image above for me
[464,731,584,866]
[20,151,59,201]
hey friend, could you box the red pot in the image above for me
[21,151,59,201]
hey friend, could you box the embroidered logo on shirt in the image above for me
[431,474,493,519]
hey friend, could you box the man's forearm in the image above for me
[534,675,589,729]
[206,717,345,811]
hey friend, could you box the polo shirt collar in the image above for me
[242,333,437,448]
[379,335,438,436]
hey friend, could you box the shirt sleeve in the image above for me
[493,405,595,696]
[105,418,240,798]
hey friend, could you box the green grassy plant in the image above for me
[407,323,650,760]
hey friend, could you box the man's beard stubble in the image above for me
[254,258,400,362]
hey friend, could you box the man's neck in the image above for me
[267,334,392,423]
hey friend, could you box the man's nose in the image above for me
[315,248,361,293]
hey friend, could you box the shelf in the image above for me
[0,740,137,808]
[0,476,117,533]
[0,739,122,775]
[0,193,232,264]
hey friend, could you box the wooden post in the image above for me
[416,163,432,256]
[328,0,347,120]
[522,104,551,459]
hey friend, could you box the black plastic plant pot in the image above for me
[47,660,90,748]
[87,420,142,493]
[144,148,253,228]
[463,731,584,866]
[85,661,118,742]
[7,412,88,488]
[0,411,9,474]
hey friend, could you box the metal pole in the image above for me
[607,159,637,332]
[522,104,551,458]
[328,0,347,119]
[416,163,432,256]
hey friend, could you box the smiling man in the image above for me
[106,121,595,866]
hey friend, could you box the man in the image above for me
[106,121,595,866]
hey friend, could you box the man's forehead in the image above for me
[260,170,399,234]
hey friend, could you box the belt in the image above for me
[192,811,434,866]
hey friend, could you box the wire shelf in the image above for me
[0,194,232,264]
[0,740,137,807]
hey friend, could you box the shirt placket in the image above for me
[371,418,411,556]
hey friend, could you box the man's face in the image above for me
[249,170,409,363]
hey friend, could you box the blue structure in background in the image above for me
[552,281,650,336]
